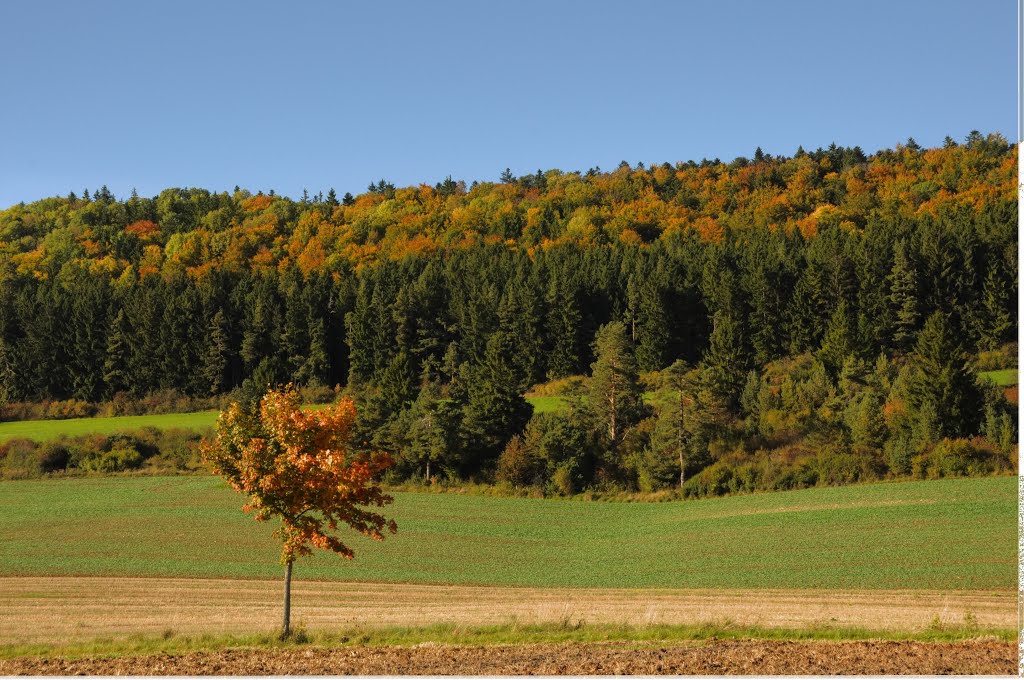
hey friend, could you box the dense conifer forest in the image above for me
[0,133,1016,494]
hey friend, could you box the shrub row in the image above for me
[682,437,1014,499]
[0,427,211,480]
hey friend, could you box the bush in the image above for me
[812,446,863,486]
[684,461,734,498]
[2,389,240,422]
[975,343,1017,371]
[884,435,913,476]
[38,441,71,472]
[78,446,144,473]
[0,427,208,479]
[496,435,544,487]
[0,439,44,479]
[551,463,576,496]
[911,438,1012,479]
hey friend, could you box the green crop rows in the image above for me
[0,475,1013,590]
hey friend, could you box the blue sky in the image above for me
[0,0,1014,207]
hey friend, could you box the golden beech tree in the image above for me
[201,386,397,638]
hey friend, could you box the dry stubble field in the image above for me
[0,577,1015,644]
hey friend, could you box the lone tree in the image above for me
[201,386,397,638]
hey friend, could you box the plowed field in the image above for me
[0,639,1015,675]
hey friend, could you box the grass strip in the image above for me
[0,621,1015,661]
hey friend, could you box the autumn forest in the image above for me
[0,132,1017,496]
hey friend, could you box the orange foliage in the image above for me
[296,237,327,274]
[619,229,642,245]
[388,234,436,260]
[242,195,275,212]
[251,246,275,269]
[882,398,907,427]
[692,216,723,243]
[126,220,161,240]
[201,386,397,564]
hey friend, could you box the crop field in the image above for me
[0,475,1014,589]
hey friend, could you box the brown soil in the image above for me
[0,640,1015,675]
[0,577,1014,644]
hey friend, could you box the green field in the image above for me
[0,411,220,442]
[527,395,567,414]
[979,368,1018,386]
[0,475,1014,590]
[0,397,573,443]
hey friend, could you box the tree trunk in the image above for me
[678,390,686,490]
[282,560,293,639]
[425,460,431,485]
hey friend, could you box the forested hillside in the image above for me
[0,133,1016,494]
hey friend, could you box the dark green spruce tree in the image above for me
[461,330,534,474]
[887,240,920,353]
[905,311,982,439]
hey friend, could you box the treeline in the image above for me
[492,320,1016,498]
[0,133,1017,492]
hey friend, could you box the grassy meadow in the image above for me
[0,396,572,443]
[979,368,1018,386]
[0,474,1014,590]
[0,411,220,442]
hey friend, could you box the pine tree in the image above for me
[978,264,1012,350]
[818,300,856,375]
[545,275,583,379]
[69,278,110,401]
[905,312,982,438]
[701,311,748,406]
[377,350,416,418]
[461,330,534,471]
[588,321,645,446]
[745,262,783,365]
[787,263,827,354]
[202,309,232,395]
[0,338,16,406]
[301,317,330,386]
[344,279,375,386]
[103,308,132,396]
[887,241,920,353]
[497,287,540,391]
[633,279,670,372]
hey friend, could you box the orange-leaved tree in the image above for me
[201,385,397,638]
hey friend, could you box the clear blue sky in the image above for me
[0,0,1015,208]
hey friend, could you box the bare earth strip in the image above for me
[0,641,1016,675]
[0,577,1014,644]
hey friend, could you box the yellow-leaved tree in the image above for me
[201,386,397,638]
